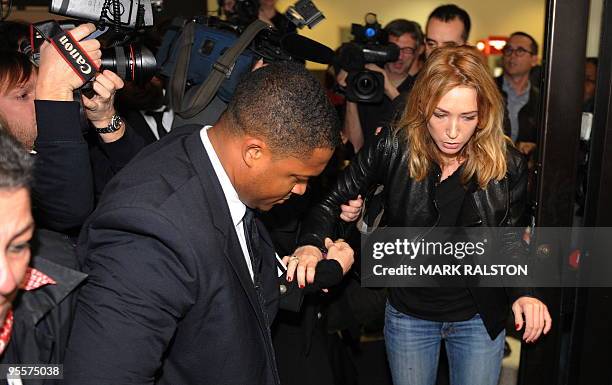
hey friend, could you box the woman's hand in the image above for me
[285,238,354,289]
[324,237,354,275]
[512,296,552,343]
[340,195,363,222]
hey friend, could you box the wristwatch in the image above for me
[95,114,124,134]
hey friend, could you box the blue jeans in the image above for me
[384,302,505,385]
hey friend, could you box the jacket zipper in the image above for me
[418,171,442,241]
[499,176,510,225]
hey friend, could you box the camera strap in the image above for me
[169,19,270,119]
[32,20,100,83]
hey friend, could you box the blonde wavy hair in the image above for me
[396,45,509,188]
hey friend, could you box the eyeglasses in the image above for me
[398,46,417,56]
[502,46,534,57]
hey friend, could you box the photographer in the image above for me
[340,19,423,153]
[0,49,94,234]
[218,0,296,34]
[258,0,297,34]
[115,75,174,144]
[36,23,146,199]
[0,23,145,234]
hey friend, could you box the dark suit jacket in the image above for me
[64,127,281,385]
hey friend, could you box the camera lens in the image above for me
[101,45,157,85]
[346,69,385,104]
[356,72,377,94]
[354,71,381,98]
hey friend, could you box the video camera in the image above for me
[337,13,399,104]
[222,0,324,30]
[49,0,155,30]
[21,0,157,85]
[156,0,332,120]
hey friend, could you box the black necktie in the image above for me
[243,208,269,325]
[243,208,262,281]
[144,110,167,139]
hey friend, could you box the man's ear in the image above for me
[242,137,267,168]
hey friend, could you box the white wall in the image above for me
[586,0,603,57]
[208,0,547,69]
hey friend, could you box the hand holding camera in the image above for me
[35,23,102,101]
[364,63,400,100]
[82,70,124,126]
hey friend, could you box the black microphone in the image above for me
[335,42,365,72]
[280,33,335,65]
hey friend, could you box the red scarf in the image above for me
[0,268,56,355]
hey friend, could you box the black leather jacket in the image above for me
[299,126,534,339]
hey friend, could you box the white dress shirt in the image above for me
[140,108,175,140]
[200,126,254,280]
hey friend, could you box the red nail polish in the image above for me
[287,276,292,282]
[515,324,520,330]
[299,284,304,289]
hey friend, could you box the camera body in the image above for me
[22,19,157,85]
[340,13,399,104]
[49,0,154,30]
[227,0,261,28]
[223,0,324,31]
[22,1,158,85]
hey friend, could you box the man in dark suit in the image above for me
[116,76,174,145]
[63,62,350,385]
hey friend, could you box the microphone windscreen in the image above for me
[335,43,364,72]
[280,33,335,65]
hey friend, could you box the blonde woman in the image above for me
[289,46,551,385]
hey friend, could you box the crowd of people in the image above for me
[1,1,599,384]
